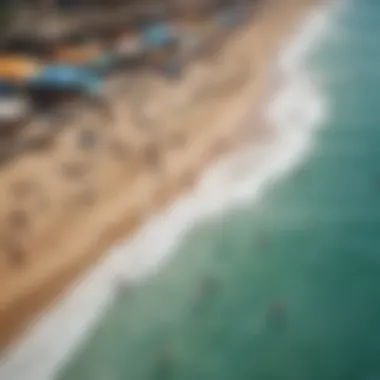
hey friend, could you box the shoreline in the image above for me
[0,23,256,345]
[0,0,328,377]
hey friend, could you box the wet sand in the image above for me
[0,0,318,351]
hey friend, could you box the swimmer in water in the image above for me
[266,300,286,328]
[198,276,220,302]
[115,277,134,298]
[192,276,219,314]
[257,231,268,251]
[154,347,173,379]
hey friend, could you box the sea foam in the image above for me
[0,6,331,380]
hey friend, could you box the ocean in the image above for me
[2,0,380,379]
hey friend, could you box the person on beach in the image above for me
[141,20,183,79]
[115,30,144,70]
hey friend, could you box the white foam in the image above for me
[0,5,332,380]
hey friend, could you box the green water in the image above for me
[58,1,380,379]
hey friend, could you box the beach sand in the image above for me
[0,0,318,352]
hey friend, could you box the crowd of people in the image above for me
[0,1,258,135]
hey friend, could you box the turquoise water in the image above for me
[58,1,380,379]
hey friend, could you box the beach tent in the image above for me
[26,64,100,111]
[27,64,101,94]
[25,62,112,124]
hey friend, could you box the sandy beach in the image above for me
[0,0,320,354]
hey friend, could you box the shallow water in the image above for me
[52,1,380,379]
